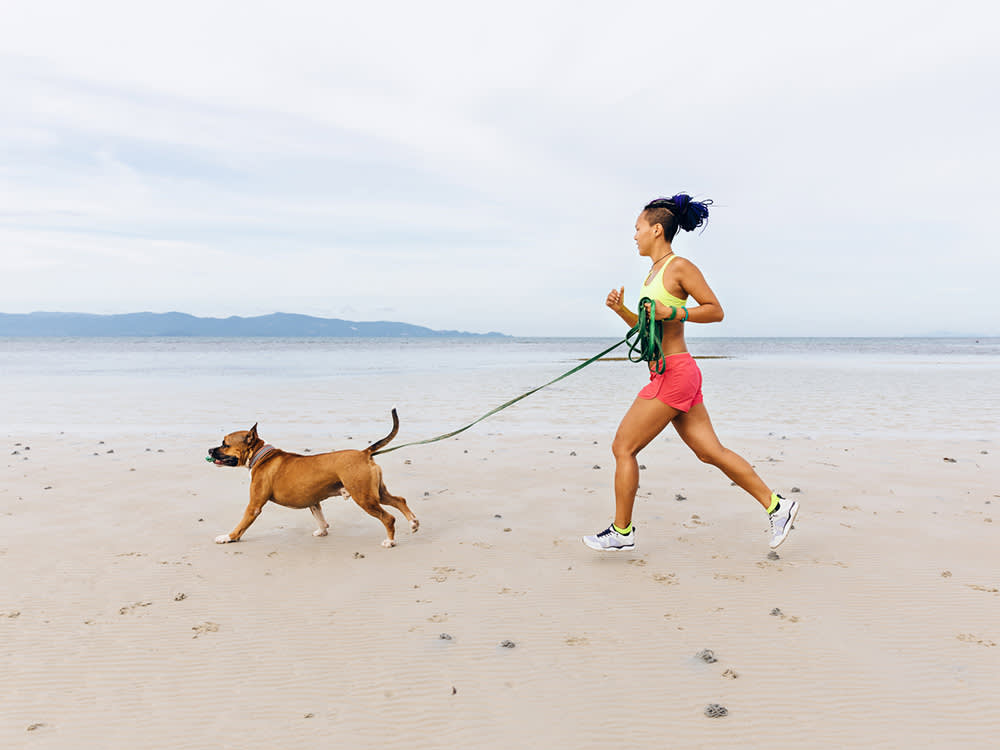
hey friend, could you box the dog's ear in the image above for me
[246,423,259,443]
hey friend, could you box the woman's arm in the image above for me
[606,286,639,327]
[653,259,725,324]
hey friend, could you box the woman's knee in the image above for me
[692,443,726,465]
[612,432,641,459]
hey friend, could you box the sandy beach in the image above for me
[3,415,998,748]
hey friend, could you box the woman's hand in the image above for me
[606,286,626,313]
[607,286,638,327]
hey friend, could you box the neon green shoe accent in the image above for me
[766,493,780,515]
[613,523,633,535]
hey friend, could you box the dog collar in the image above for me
[248,444,276,471]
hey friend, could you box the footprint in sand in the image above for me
[192,622,220,638]
[565,636,590,646]
[957,634,996,647]
[770,607,800,622]
[653,573,678,585]
[118,602,152,615]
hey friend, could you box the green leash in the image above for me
[373,298,665,455]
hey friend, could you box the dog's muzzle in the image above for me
[208,447,239,467]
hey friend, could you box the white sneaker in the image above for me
[768,497,799,549]
[583,524,635,551]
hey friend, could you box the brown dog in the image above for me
[207,409,418,548]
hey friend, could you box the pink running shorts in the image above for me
[638,352,704,412]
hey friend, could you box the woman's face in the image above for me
[634,213,658,257]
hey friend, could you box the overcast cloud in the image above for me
[2,0,998,336]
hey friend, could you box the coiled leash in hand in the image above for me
[373,298,668,455]
[626,297,667,374]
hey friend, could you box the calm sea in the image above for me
[1,337,998,441]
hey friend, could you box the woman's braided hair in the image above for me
[643,193,712,241]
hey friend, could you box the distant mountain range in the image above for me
[0,312,508,338]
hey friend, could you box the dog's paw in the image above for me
[410,519,420,533]
[381,538,397,548]
[312,529,329,537]
[214,534,233,544]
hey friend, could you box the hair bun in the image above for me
[670,193,712,232]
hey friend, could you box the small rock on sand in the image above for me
[704,704,728,718]
[499,640,516,648]
[697,649,717,663]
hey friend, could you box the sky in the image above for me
[1,0,998,337]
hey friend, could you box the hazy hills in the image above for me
[0,312,507,338]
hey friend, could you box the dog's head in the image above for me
[207,424,262,468]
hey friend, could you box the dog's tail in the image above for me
[367,408,400,455]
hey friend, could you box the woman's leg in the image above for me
[611,396,679,527]
[670,401,772,509]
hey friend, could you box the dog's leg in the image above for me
[215,497,267,543]
[346,484,398,547]
[342,465,402,548]
[309,504,329,537]
[379,481,419,533]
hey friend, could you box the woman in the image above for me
[583,194,798,552]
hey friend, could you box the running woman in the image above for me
[583,195,798,552]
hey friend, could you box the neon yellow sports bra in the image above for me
[639,255,687,309]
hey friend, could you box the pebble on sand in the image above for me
[704,704,728,718]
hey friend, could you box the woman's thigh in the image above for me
[613,396,679,455]
[671,402,725,461]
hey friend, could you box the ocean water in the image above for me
[1,337,998,441]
